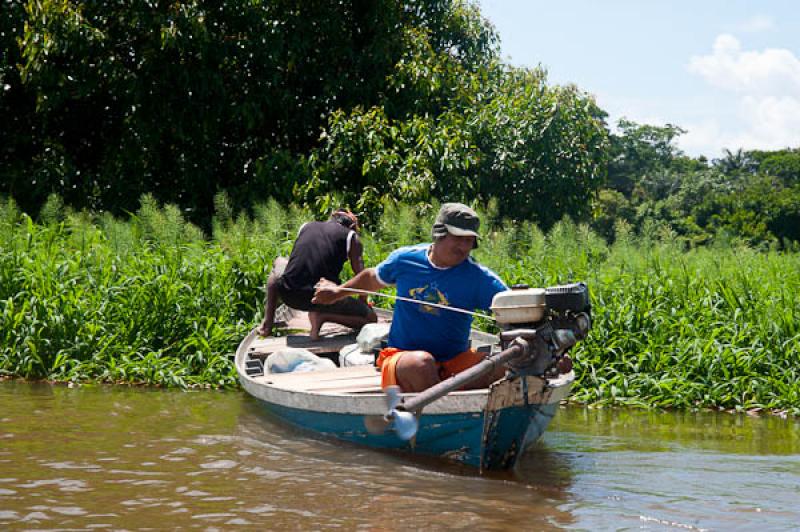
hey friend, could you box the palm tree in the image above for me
[714,148,754,176]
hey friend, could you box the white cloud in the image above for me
[684,34,800,154]
[737,95,800,147]
[688,34,800,94]
[679,110,800,158]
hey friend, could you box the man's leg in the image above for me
[308,306,377,341]
[256,258,288,337]
[393,351,440,392]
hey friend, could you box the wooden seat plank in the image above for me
[256,364,377,383]
[254,365,381,393]
[248,333,359,358]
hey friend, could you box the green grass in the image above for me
[0,195,305,388]
[1,195,799,415]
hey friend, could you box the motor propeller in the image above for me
[363,385,419,440]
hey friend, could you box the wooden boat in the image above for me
[235,306,578,471]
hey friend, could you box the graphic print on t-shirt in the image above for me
[407,283,449,315]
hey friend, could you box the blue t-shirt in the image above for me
[375,244,508,361]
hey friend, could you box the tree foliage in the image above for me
[1,0,40,208]
[595,119,800,248]
[748,148,800,186]
[2,1,798,247]
[4,0,418,219]
[2,0,608,231]
[303,60,608,227]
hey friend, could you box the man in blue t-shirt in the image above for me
[313,203,508,392]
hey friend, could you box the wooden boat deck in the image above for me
[248,331,361,359]
[242,306,387,394]
[246,306,391,360]
[252,365,383,394]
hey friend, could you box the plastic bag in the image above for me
[266,348,336,373]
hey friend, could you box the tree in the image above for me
[607,119,686,197]
[4,0,423,222]
[748,148,800,186]
[303,57,609,228]
[0,0,43,215]
[468,72,609,227]
[713,148,756,177]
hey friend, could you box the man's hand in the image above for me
[313,268,383,306]
[312,278,341,305]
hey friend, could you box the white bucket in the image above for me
[339,343,376,367]
[356,323,390,352]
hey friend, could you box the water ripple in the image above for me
[199,459,238,469]
[2,382,799,530]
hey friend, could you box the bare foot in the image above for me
[308,311,323,341]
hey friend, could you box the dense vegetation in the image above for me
[3,1,798,245]
[597,122,800,249]
[1,198,798,415]
[2,1,799,413]
[1,0,606,230]
[4,1,799,245]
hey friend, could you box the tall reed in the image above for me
[1,196,798,415]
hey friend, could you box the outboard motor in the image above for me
[490,282,592,377]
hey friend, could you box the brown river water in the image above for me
[1,380,799,530]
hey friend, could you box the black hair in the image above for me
[331,210,357,230]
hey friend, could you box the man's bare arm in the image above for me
[347,235,369,304]
[348,234,365,274]
[312,268,385,305]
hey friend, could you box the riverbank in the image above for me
[1,197,798,414]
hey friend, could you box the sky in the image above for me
[478,0,800,158]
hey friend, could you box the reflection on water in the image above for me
[1,381,798,530]
[534,408,800,530]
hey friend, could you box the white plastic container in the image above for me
[339,343,376,367]
[491,287,547,324]
[356,323,390,352]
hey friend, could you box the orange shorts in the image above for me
[376,347,486,389]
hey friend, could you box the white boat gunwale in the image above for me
[235,327,575,416]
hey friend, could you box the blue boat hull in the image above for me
[252,382,563,470]
[236,328,574,471]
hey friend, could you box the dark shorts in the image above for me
[277,278,371,317]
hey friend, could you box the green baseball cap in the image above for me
[432,203,480,248]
